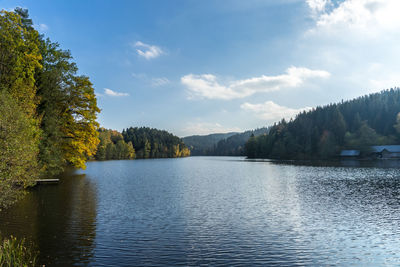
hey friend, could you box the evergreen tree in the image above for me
[245,89,400,159]
[121,127,190,159]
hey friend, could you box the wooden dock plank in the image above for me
[35,179,59,184]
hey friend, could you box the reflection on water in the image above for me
[0,170,97,266]
[248,158,400,168]
[1,157,400,266]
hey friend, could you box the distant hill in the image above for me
[213,127,270,156]
[182,132,238,156]
[182,127,270,156]
[246,88,400,159]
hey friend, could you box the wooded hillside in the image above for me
[246,89,400,159]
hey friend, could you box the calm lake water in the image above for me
[1,157,400,266]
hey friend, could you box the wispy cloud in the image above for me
[181,122,241,136]
[151,77,170,87]
[132,72,147,79]
[36,23,48,32]
[132,73,170,87]
[104,88,129,97]
[133,41,164,60]
[181,67,330,100]
[241,101,312,122]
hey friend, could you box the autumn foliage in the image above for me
[0,9,100,208]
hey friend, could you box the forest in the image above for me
[0,9,99,208]
[212,127,270,156]
[122,127,190,159]
[94,127,190,160]
[245,89,400,159]
[94,128,136,160]
[183,127,269,156]
[182,132,237,155]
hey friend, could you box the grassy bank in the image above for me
[0,235,37,267]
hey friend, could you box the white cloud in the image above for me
[182,122,241,136]
[307,0,330,14]
[151,77,170,87]
[241,101,312,122]
[181,67,330,100]
[133,41,164,60]
[36,23,48,32]
[302,0,400,97]
[104,88,129,97]
[309,0,400,36]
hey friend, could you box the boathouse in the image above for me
[371,145,400,158]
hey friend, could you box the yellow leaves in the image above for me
[59,76,100,169]
[0,9,100,175]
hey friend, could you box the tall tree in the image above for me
[0,10,42,207]
[0,92,40,208]
[394,113,400,134]
[35,39,78,175]
[61,76,100,169]
[0,10,41,115]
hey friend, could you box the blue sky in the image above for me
[2,0,400,136]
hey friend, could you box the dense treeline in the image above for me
[182,132,238,156]
[0,9,99,208]
[122,127,190,158]
[246,89,400,159]
[182,128,269,156]
[95,128,135,160]
[212,127,270,156]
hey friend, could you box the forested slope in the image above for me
[182,132,238,155]
[246,89,400,159]
[212,127,270,156]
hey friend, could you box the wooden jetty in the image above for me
[35,179,60,184]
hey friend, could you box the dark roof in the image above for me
[340,150,360,156]
[371,145,400,153]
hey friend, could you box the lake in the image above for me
[1,157,400,266]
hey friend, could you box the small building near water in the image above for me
[340,150,360,158]
[371,145,400,159]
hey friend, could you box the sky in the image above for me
[1,0,400,137]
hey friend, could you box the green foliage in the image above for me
[0,10,42,208]
[182,132,238,155]
[0,8,100,207]
[122,127,190,159]
[0,92,40,208]
[394,112,400,134]
[60,76,100,169]
[246,89,400,159]
[0,10,41,115]
[245,134,257,158]
[95,129,135,160]
[183,127,269,156]
[213,127,270,156]
[35,38,77,176]
[0,235,37,267]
